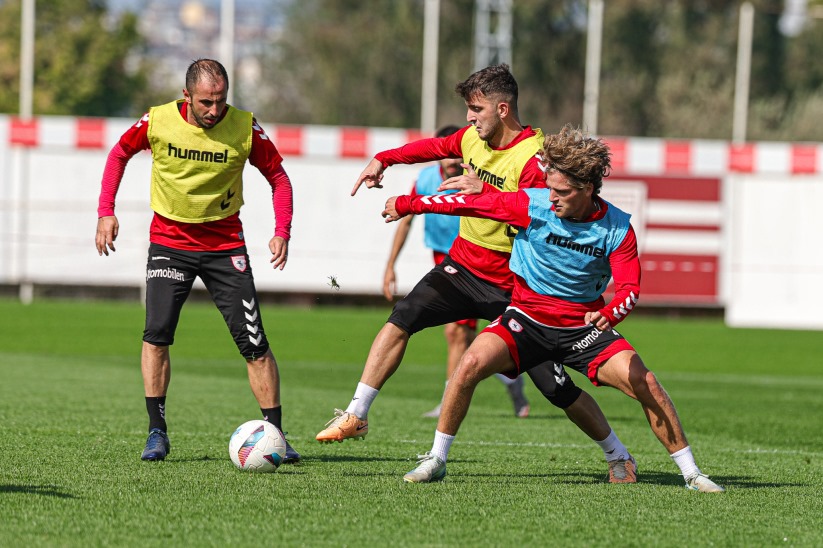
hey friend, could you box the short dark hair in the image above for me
[435,125,461,138]
[185,59,229,92]
[454,64,518,109]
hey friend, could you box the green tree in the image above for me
[258,0,427,126]
[256,0,587,130]
[0,0,148,117]
[643,1,739,139]
[253,0,823,141]
[749,2,823,140]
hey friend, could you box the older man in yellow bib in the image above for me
[95,59,300,463]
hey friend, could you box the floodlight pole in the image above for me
[219,0,235,105]
[733,2,754,144]
[15,0,36,303]
[421,0,440,133]
[20,0,35,119]
[583,0,604,135]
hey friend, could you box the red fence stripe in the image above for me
[664,141,692,173]
[274,126,303,156]
[605,137,627,173]
[728,143,755,173]
[791,144,818,174]
[340,127,368,158]
[10,117,39,147]
[76,118,106,149]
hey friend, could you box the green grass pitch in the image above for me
[0,297,821,546]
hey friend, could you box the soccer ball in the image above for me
[228,420,286,472]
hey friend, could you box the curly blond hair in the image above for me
[538,124,611,194]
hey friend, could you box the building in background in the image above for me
[111,0,287,109]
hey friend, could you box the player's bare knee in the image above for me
[630,369,664,405]
[452,351,488,386]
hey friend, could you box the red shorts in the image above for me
[484,307,634,385]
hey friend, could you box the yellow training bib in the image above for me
[459,128,544,252]
[147,100,253,223]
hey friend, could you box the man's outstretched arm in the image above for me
[382,190,531,228]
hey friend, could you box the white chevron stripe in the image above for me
[612,292,639,319]
[420,194,467,205]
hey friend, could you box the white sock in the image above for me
[430,430,455,462]
[494,373,516,386]
[345,382,379,419]
[595,429,630,462]
[670,446,700,478]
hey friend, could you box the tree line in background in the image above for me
[0,0,154,117]
[1,0,822,141]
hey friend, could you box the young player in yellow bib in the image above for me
[318,65,637,484]
[382,125,530,419]
[95,59,300,463]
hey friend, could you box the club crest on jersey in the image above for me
[231,255,247,272]
[444,265,458,275]
[508,318,523,332]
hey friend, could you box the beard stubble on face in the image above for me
[191,109,218,129]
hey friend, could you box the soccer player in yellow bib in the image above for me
[317,64,636,485]
[95,59,300,463]
[382,124,531,420]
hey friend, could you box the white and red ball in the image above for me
[229,420,286,472]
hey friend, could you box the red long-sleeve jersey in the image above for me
[375,125,546,291]
[97,102,293,251]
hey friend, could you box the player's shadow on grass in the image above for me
[531,469,793,490]
[0,484,77,498]
[450,464,688,487]
[455,469,788,490]
[545,470,690,487]
[450,470,686,487]
[496,411,646,425]
[700,475,801,489]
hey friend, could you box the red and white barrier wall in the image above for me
[1,114,821,324]
[4,115,821,173]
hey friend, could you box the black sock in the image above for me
[146,396,167,432]
[261,406,282,431]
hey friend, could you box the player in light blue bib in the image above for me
[386,124,724,493]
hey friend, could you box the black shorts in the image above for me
[143,243,270,360]
[388,256,511,335]
[388,256,583,407]
[486,308,635,386]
